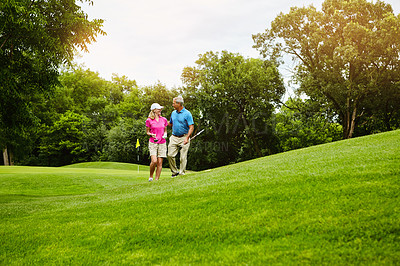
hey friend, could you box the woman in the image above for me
[146,103,168,181]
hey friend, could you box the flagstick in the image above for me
[136,138,140,173]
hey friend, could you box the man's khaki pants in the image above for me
[167,135,190,175]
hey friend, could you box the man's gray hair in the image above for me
[174,96,184,104]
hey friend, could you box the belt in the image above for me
[172,134,186,138]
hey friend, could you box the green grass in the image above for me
[62,161,150,171]
[1,130,399,264]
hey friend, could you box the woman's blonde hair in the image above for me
[148,110,156,120]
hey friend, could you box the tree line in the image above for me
[1,0,399,169]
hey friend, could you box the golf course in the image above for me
[1,130,399,264]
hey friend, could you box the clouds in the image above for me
[76,0,400,88]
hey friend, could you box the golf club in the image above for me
[190,129,205,140]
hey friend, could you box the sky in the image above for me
[76,0,400,90]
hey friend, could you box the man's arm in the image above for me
[184,124,194,145]
[168,115,173,127]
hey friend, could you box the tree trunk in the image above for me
[343,97,351,139]
[342,95,358,139]
[3,147,9,166]
[343,109,357,139]
[348,106,357,139]
[9,149,14,166]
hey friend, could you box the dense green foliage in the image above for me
[1,130,399,264]
[276,98,342,151]
[1,58,287,168]
[1,0,399,169]
[0,0,104,163]
[2,60,395,169]
[22,66,151,166]
[253,0,400,139]
[181,51,285,169]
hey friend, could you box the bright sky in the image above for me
[76,0,400,90]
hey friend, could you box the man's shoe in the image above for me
[171,173,179,178]
[149,177,153,182]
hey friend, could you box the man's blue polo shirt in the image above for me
[170,107,194,136]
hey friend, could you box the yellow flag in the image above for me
[136,139,140,148]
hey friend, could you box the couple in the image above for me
[145,96,194,181]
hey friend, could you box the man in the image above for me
[167,96,194,177]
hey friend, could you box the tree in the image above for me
[39,111,89,166]
[117,88,142,119]
[182,51,284,168]
[353,77,400,136]
[23,68,134,165]
[275,98,342,151]
[253,0,400,139]
[59,66,110,113]
[104,118,148,164]
[110,74,138,105]
[141,82,177,117]
[0,0,105,164]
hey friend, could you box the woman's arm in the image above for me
[146,127,156,138]
[163,126,168,139]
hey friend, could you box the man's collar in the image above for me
[177,107,185,113]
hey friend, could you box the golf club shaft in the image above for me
[190,129,204,140]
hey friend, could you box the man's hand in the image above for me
[183,138,189,145]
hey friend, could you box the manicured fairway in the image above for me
[1,130,399,264]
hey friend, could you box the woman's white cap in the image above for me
[150,103,164,110]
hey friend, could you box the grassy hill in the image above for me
[0,130,399,264]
